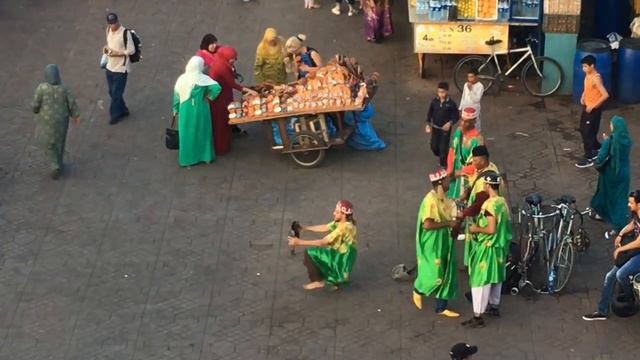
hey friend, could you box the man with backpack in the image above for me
[103,13,138,124]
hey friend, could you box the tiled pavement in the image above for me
[0,0,639,359]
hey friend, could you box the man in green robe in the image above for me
[288,200,357,290]
[590,115,632,232]
[446,107,483,200]
[463,172,512,328]
[32,64,80,179]
[412,168,460,318]
[457,145,500,267]
[173,56,222,167]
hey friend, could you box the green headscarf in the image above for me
[609,115,632,174]
[45,64,61,85]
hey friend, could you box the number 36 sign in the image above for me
[413,22,509,54]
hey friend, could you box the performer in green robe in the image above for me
[590,115,632,232]
[172,56,221,167]
[462,172,512,328]
[288,200,357,290]
[412,168,460,318]
[31,64,80,179]
[446,107,483,200]
[458,145,500,267]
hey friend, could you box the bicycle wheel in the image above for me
[516,219,534,263]
[521,56,563,97]
[550,240,575,292]
[453,56,497,93]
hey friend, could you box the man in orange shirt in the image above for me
[576,55,609,168]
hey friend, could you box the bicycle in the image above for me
[453,36,563,97]
[512,194,591,295]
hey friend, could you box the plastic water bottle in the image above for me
[547,268,557,294]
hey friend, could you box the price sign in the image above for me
[414,22,509,54]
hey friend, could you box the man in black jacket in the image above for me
[425,82,459,167]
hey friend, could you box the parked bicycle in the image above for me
[453,36,563,97]
[511,193,591,295]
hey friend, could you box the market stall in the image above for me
[228,56,369,168]
[408,0,542,77]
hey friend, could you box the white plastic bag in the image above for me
[100,54,108,69]
[631,16,640,38]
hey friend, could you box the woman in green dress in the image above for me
[447,107,483,200]
[288,200,357,290]
[412,168,460,318]
[32,64,80,179]
[172,56,221,167]
[591,115,632,232]
[464,171,512,328]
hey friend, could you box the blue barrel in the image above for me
[616,38,640,104]
[572,39,612,103]
[595,0,631,39]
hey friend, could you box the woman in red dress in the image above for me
[196,33,218,67]
[208,46,256,155]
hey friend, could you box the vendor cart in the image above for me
[229,105,362,168]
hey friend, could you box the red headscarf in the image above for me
[216,46,238,67]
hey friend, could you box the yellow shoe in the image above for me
[412,291,422,310]
[438,309,461,318]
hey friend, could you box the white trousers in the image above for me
[471,282,502,315]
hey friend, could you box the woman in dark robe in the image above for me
[32,64,80,179]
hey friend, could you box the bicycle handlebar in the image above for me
[525,35,539,44]
[520,209,559,219]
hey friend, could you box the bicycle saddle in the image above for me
[525,193,543,206]
[485,38,503,46]
[556,194,576,205]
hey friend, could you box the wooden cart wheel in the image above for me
[289,131,326,168]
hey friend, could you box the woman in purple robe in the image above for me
[363,0,393,43]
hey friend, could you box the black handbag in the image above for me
[615,233,640,267]
[165,115,179,150]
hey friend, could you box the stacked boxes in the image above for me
[543,0,580,33]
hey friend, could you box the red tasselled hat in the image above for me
[461,106,477,120]
[429,168,448,182]
[336,200,354,215]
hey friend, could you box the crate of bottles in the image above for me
[544,0,580,15]
[511,0,541,20]
[543,14,579,33]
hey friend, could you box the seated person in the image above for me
[583,190,640,321]
[344,72,386,151]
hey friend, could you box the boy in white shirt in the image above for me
[459,69,484,132]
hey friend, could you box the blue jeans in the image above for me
[435,298,447,313]
[597,254,640,315]
[106,70,129,121]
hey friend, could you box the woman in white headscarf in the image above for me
[173,56,222,167]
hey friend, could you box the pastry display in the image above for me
[229,55,369,122]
